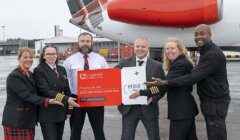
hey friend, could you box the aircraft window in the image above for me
[67,0,83,15]
[82,0,94,6]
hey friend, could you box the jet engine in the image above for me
[107,0,223,27]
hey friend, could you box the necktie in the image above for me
[53,68,59,78]
[84,55,89,70]
[138,60,144,66]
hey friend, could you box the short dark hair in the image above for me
[78,32,93,42]
[39,45,59,65]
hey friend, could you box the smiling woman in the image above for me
[17,47,34,76]
[130,37,199,140]
[1,47,64,140]
[33,45,79,140]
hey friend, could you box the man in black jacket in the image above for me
[146,24,231,140]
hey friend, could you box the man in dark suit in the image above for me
[115,37,166,140]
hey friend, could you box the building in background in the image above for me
[93,37,134,62]
[54,25,64,37]
[0,39,28,55]
[34,36,78,58]
[34,35,134,61]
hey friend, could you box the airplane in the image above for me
[66,0,240,51]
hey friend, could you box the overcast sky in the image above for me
[0,0,81,40]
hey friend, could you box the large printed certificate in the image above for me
[77,68,122,107]
[121,67,147,105]
[77,67,148,107]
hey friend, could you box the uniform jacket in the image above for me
[116,56,166,120]
[34,62,71,123]
[166,55,199,120]
[2,68,45,129]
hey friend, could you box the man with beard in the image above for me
[63,32,108,140]
[145,24,231,140]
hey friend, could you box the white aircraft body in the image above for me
[66,0,240,48]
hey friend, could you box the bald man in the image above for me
[146,24,231,140]
[115,37,166,140]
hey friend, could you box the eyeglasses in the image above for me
[45,53,57,56]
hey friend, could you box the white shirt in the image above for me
[136,56,147,67]
[63,52,109,95]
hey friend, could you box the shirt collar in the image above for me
[136,56,148,63]
[80,52,93,58]
[45,61,56,69]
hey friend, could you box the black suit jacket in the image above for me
[116,56,166,120]
[2,68,45,129]
[166,56,198,120]
[34,62,71,123]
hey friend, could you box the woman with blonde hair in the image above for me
[2,47,63,140]
[162,37,195,71]
[130,37,199,140]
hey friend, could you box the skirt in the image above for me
[3,126,35,140]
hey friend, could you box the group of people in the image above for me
[2,44,80,140]
[1,23,230,140]
[129,24,230,140]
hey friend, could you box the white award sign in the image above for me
[121,66,147,105]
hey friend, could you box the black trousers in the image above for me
[70,106,105,140]
[40,121,65,140]
[169,118,198,140]
[200,101,230,140]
